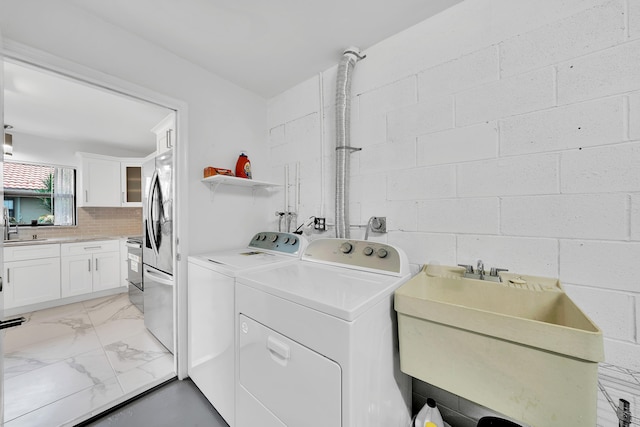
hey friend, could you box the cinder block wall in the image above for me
[266,0,639,424]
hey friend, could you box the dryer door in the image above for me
[238,314,341,427]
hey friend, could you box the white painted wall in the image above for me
[266,0,640,424]
[0,0,270,255]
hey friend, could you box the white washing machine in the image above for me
[187,232,308,427]
[235,238,413,427]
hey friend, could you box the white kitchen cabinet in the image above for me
[151,113,175,155]
[61,254,94,296]
[78,154,121,207]
[93,251,120,291]
[3,244,61,310]
[77,153,147,207]
[61,240,121,298]
[121,161,142,207]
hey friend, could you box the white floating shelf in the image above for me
[201,174,280,188]
[201,175,281,195]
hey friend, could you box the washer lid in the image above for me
[189,250,295,276]
[237,262,409,321]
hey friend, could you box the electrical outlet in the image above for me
[314,217,326,231]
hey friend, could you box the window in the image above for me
[3,161,76,226]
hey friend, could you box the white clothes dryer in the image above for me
[235,238,413,427]
[187,232,307,427]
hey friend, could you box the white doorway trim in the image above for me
[1,39,191,413]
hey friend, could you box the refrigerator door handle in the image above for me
[144,267,173,286]
[146,169,160,256]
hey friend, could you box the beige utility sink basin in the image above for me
[395,264,604,427]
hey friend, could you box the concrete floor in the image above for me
[80,378,229,427]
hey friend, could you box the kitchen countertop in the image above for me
[3,236,123,247]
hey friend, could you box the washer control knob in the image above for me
[340,242,353,254]
[363,246,374,256]
[271,234,279,242]
[290,238,297,245]
[283,237,290,244]
[377,248,388,258]
[260,234,266,241]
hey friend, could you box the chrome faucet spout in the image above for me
[477,260,484,280]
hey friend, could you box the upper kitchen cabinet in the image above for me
[78,154,122,207]
[121,160,143,207]
[151,113,176,155]
[78,153,145,207]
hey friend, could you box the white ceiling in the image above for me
[2,0,463,152]
[3,61,172,154]
[67,0,464,98]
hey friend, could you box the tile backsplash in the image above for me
[11,207,142,240]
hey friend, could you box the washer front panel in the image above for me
[238,314,341,427]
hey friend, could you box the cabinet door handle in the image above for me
[84,246,102,250]
[85,190,88,203]
[95,259,99,271]
[167,129,173,148]
[88,259,91,272]
[7,268,9,284]
[122,192,125,203]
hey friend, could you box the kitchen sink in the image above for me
[394,264,603,427]
[4,238,48,244]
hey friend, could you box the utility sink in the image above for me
[395,264,604,427]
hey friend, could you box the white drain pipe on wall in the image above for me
[335,47,364,239]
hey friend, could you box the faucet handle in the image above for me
[457,264,474,274]
[490,267,508,277]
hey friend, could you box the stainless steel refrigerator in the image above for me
[142,151,174,353]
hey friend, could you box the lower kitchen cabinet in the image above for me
[4,257,61,309]
[61,240,121,298]
[3,239,123,313]
[4,243,61,310]
[93,251,120,291]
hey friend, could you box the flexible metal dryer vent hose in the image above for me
[335,47,364,239]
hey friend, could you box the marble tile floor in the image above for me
[2,292,175,427]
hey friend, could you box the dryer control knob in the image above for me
[363,246,374,256]
[340,242,353,254]
[290,238,297,245]
[283,237,290,244]
[377,248,388,258]
[270,235,279,242]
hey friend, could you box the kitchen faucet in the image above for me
[3,208,18,241]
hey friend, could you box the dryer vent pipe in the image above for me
[335,47,364,239]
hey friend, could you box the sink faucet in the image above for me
[3,208,18,241]
[477,259,484,280]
